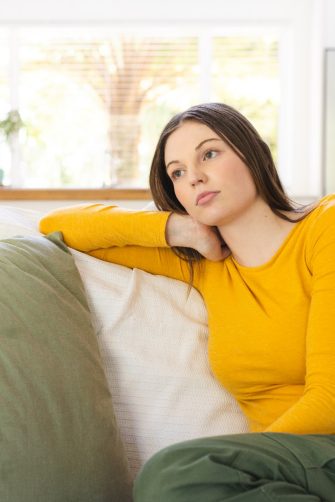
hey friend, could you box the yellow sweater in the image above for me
[39,194,335,434]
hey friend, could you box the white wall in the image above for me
[0,0,333,210]
[0,0,312,23]
[325,0,335,46]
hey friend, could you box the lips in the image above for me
[196,191,220,206]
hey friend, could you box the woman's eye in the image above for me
[203,150,217,160]
[170,169,184,180]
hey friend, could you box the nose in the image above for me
[189,166,207,186]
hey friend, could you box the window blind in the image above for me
[0,27,279,189]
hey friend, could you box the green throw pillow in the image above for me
[0,232,131,501]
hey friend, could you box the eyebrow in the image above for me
[165,138,221,170]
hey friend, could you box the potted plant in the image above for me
[0,110,26,187]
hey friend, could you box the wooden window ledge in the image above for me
[0,188,152,201]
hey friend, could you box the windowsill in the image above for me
[0,188,152,200]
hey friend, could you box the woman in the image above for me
[40,103,335,501]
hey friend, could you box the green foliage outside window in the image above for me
[1,29,279,189]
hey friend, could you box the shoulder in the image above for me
[313,193,335,214]
[280,194,335,245]
[305,194,335,232]
[302,194,335,268]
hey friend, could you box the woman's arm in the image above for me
[39,203,227,283]
[39,203,170,251]
[265,211,335,434]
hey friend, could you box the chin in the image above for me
[196,214,225,227]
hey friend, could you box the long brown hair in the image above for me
[149,102,311,265]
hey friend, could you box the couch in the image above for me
[0,204,248,501]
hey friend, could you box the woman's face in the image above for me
[164,120,259,227]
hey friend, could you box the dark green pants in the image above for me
[133,433,335,501]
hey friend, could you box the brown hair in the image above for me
[149,102,311,265]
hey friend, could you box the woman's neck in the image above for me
[218,199,299,268]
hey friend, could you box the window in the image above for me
[0,30,11,187]
[0,26,280,193]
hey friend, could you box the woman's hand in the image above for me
[165,213,230,261]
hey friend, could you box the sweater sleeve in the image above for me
[265,204,335,434]
[39,203,194,283]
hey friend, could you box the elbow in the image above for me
[39,214,58,235]
[39,215,51,235]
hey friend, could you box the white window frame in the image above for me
[0,0,325,200]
